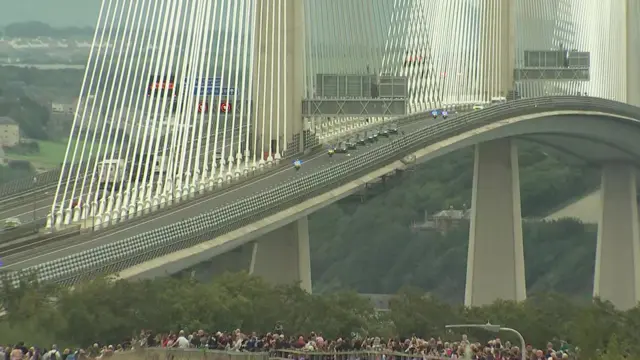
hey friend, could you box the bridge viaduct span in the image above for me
[3,97,640,311]
[2,0,640,310]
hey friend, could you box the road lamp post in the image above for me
[445,323,526,360]
[32,176,37,224]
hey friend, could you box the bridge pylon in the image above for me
[252,0,305,165]
[479,0,516,100]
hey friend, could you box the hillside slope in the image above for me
[308,144,600,300]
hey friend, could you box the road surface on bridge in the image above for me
[1,117,441,269]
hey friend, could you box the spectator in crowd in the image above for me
[42,345,61,360]
[11,346,24,360]
[173,331,190,349]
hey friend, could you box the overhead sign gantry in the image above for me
[302,74,408,117]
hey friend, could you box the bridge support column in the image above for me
[249,216,312,292]
[465,139,526,306]
[253,0,305,157]
[594,163,640,309]
[187,244,255,283]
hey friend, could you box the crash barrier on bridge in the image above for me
[113,348,446,360]
[0,218,46,244]
[9,96,640,286]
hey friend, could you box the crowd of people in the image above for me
[143,329,573,360]
[0,329,575,360]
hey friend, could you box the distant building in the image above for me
[432,207,470,233]
[0,116,20,147]
[51,102,67,113]
[411,206,471,234]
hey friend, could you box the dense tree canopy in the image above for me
[0,66,84,108]
[0,93,54,140]
[1,272,638,360]
[308,217,597,302]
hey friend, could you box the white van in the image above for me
[3,217,22,230]
[490,96,507,105]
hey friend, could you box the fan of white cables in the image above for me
[382,0,518,111]
[49,0,295,230]
[304,0,396,143]
[515,0,628,101]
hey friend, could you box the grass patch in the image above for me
[5,139,93,170]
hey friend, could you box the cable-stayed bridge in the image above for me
[3,0,640,309]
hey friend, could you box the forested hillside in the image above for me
[307,143,600,301]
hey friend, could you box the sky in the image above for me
[0,0,100,27]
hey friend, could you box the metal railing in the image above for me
[271,349,446,360]
[10,96,640,285]
[114,348,268,360]
[113,348,446,360]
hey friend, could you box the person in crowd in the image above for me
[173,331,190,349]
[42,345,61,360]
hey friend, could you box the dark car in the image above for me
[334,143,348,153]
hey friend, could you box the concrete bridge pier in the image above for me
[249,216,312,292]
[594,163,640,310]
[465,138,526,306]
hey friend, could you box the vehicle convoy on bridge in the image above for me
[1,0,639,317]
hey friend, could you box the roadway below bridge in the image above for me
[0,196,55,224]
[1,117,441,268]
[0,125,249,225]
